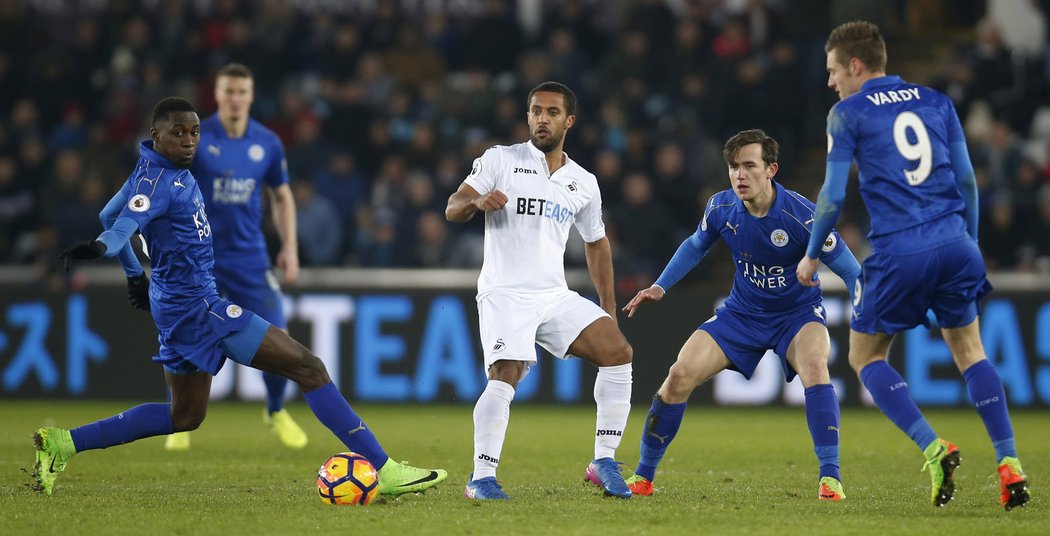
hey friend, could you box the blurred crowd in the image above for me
[1,0,1049,293]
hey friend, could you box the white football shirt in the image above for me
[464,140,605,296]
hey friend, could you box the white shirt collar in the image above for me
[526,140,571,171]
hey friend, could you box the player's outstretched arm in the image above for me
[624,232,711,318]
[796,256,820,288]
[823,244,861,303]
[622,285,666,318]
[799,160,850,286]
[59,239,107,271]
[445,182,508,223]
[60,217,141,271]
[99,189,145,278]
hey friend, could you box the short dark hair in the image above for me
[151,97,197,126]
[723,129,779,166]
[527,81,577,116]
[216,62,253,80]
[825,21,887,72]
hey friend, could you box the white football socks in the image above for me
[594,363,632,460]
[472,379,515,480]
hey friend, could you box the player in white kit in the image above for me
[446,82,634,500]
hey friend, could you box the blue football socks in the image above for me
[262,371,290,414]
[860,361,937,451]
[805,384,841,481]
[304,382,389,468]
[963,359,1017,460]
[635,395,687,481]
[70,403,174,452]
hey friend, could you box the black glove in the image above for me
[127,273,151,311]
[58,239,107,272]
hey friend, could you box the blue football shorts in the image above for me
[698,303,828,382]
[213,262,287,329]
[851,235,992,335]
[154,296,271,375]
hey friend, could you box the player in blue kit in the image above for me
[164,63,304,451]
[797,21,1029,510]
[621,130,861,501]
[32,97,447,497]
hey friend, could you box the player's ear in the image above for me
[849,57,863,76]
[150,126,159,143]
[565,114,575,130]
[767,162,779,178]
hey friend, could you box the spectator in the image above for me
[0,1,1038,277]
[0,156,35,261]
[610,172,678,278]
[1031,185,1050,272]
[292,180,343,266]
[980,194,1024,270]
[313,151,369,231]
[410,210,451,268]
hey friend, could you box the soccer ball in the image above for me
[316,452,379,505]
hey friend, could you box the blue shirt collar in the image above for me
[139,140,179,169]
[770,180,785,213]
[860,75,903,91]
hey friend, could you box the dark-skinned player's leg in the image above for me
[163,370,211,450]
[569,317,634,498]
[31,369,207,495]
[248,326,447,495]
[167,371,212,431]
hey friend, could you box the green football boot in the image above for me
[998,456,1030,510]
[32,427,76,496]
[922,438,961,507]
[164,431,191,451]
[818,476,845,501]
[264,409,308,449]
[625,473,654,496]
[376,459,447,496]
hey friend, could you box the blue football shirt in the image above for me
[826,75,967,240]
[695,182,847,314]
[191,114,290,270]
[118,141,218,304]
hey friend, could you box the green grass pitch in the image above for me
[0,401,1044,535]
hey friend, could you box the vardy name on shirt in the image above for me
[865,87,921,106]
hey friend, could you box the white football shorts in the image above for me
[477,289,609,380]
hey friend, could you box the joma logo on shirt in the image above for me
[513,167,537,174]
